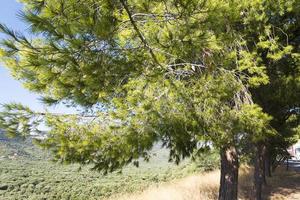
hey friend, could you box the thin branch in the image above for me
[119,0,162,67]
[167,63,205,68]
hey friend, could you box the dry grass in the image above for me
[106,166,254,200]
[106,166,300,200]
[106,170,219,200]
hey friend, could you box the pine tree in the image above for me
[1,1,299,199]
[234,1,300,199]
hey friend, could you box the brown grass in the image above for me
[106,166,254,200]
[106,166,300,200]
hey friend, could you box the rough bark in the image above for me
[262,145,267,185]
[254,143,265,200]
[219,146,239,200]
[264,147,272,177]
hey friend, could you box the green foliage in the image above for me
[0,3,299,200]
[0,0,282,173]
[0,133,219,200]
[0,72,272,172]
[0,0,299,176]
[0,103,42,138]
[245,0,300,157]
[0,0,278,105]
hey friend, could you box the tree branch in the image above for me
[119,0,162,67]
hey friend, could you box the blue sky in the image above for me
[0,0,75,113]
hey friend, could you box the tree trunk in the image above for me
[262,145,267,185]
[264,148,272,177]
[219,146,239,200]
[254,143,265,200]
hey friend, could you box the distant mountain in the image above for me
[0,130,49,160]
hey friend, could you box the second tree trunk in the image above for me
[254,142,266,200]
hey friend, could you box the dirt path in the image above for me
[263,166,300,200]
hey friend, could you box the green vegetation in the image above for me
[0,132,219,200]
[0,1,299,200]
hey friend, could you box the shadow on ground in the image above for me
[263,161,300,200]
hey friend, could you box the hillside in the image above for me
[0,131,49,160]
[0,131,219,200]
